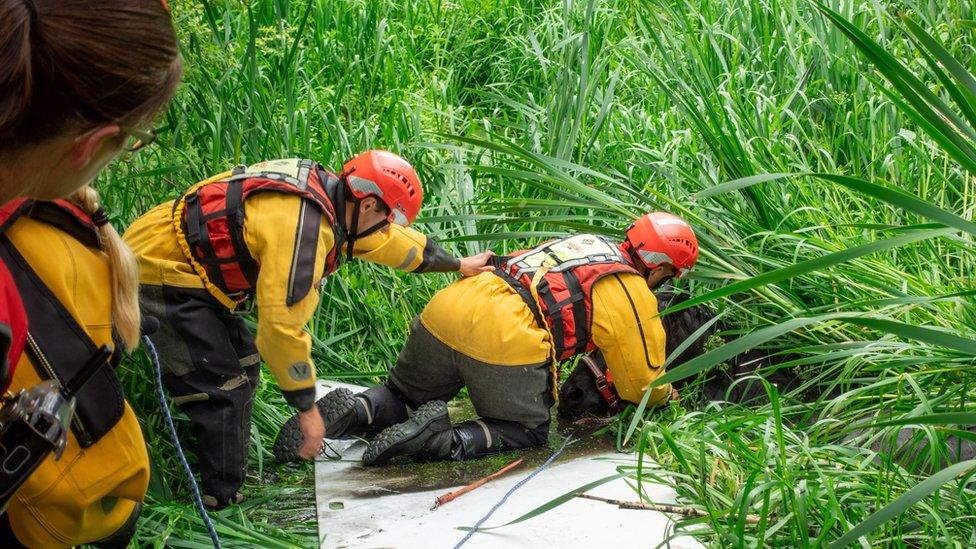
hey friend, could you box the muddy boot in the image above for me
[274,388,358,463]
[362,400,453,466]
[449,418,549,461]
[274,386,408,463]
[449,421,504,461]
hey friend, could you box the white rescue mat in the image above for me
[312,381,703,549]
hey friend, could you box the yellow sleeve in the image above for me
[244,193,335,410]
[351,224,460,273]
[589,273,671,406]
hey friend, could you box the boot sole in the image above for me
[272,388,357,463]
[362,400,448,467]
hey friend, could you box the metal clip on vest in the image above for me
[0,345,111,513]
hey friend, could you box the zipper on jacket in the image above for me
[286,200,308,301]
[614,276,654,370]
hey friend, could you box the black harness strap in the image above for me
[224,180,260,286]
[26,202,101,248]
[536,277,566,356]
[488,256,547,332]
[184,193,231,292]
[323,170,348,260]
[0,200,30,234]
[561,271,590,356]
[0,236,124,448]
[285,199,323,306]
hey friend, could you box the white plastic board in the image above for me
[313,380,703,549]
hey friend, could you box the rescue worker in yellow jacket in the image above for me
[124,152,493,509]
[0,0,180,544]
[0,190,151,547]
[275,212,699,465]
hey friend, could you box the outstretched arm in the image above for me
[352,224,493,276]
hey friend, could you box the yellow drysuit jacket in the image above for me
[124,191,460,409]
[419,271,672,406]
[4,213,149,548]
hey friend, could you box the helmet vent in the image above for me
[382,168,416,196]
[669,237,698,256]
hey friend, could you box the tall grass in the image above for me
[95,0,975,545]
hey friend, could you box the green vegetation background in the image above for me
[96,0,975,546]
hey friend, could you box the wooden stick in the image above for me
[575,492,762,525]
[431,458,525,510]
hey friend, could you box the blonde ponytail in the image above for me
[73,186,141,351]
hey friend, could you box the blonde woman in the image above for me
[0,0,181,545]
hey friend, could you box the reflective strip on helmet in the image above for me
[636,249,674,267]
[346,175,385,198]
[391,207,409,226]
[653,217,691,228]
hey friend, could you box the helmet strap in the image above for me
[357,219,390,238]
[650,274,674,291]
[627,249,650,277]
[346,196,361,262]
[620,237,639,267]
[339,169,393,261]
[343,196,391,261]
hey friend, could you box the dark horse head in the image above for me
[557,290,803,420]
[557,291,976,468]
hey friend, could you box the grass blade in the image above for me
[827,460,976,548]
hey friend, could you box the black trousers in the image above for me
[385,317,554,456]
[140,285,261,503]
[388,318,553,429]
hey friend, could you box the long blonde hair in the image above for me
[72,186,141,351]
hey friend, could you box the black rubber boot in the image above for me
[362,400,453,466]
[449,418,550,461]
[449,421,503,461]
[319,388,370,440]
[273,385,408,463]
[273,388,361,462]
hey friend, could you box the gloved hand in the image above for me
[297,406,325,459]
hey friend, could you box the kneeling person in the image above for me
[125,152,492,509]
[276,212,697,465]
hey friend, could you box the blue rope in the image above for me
[144,335,222,549]
[453,436,573,549]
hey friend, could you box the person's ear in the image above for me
[359,196,378,214]
[71,125,123,168]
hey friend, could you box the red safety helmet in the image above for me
[621,212,699,277]
[341,150,423,226]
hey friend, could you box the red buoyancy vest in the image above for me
[0,262,25,393]
[492,234,639,361]
[177,158,344,306]
[0,199,30,392]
